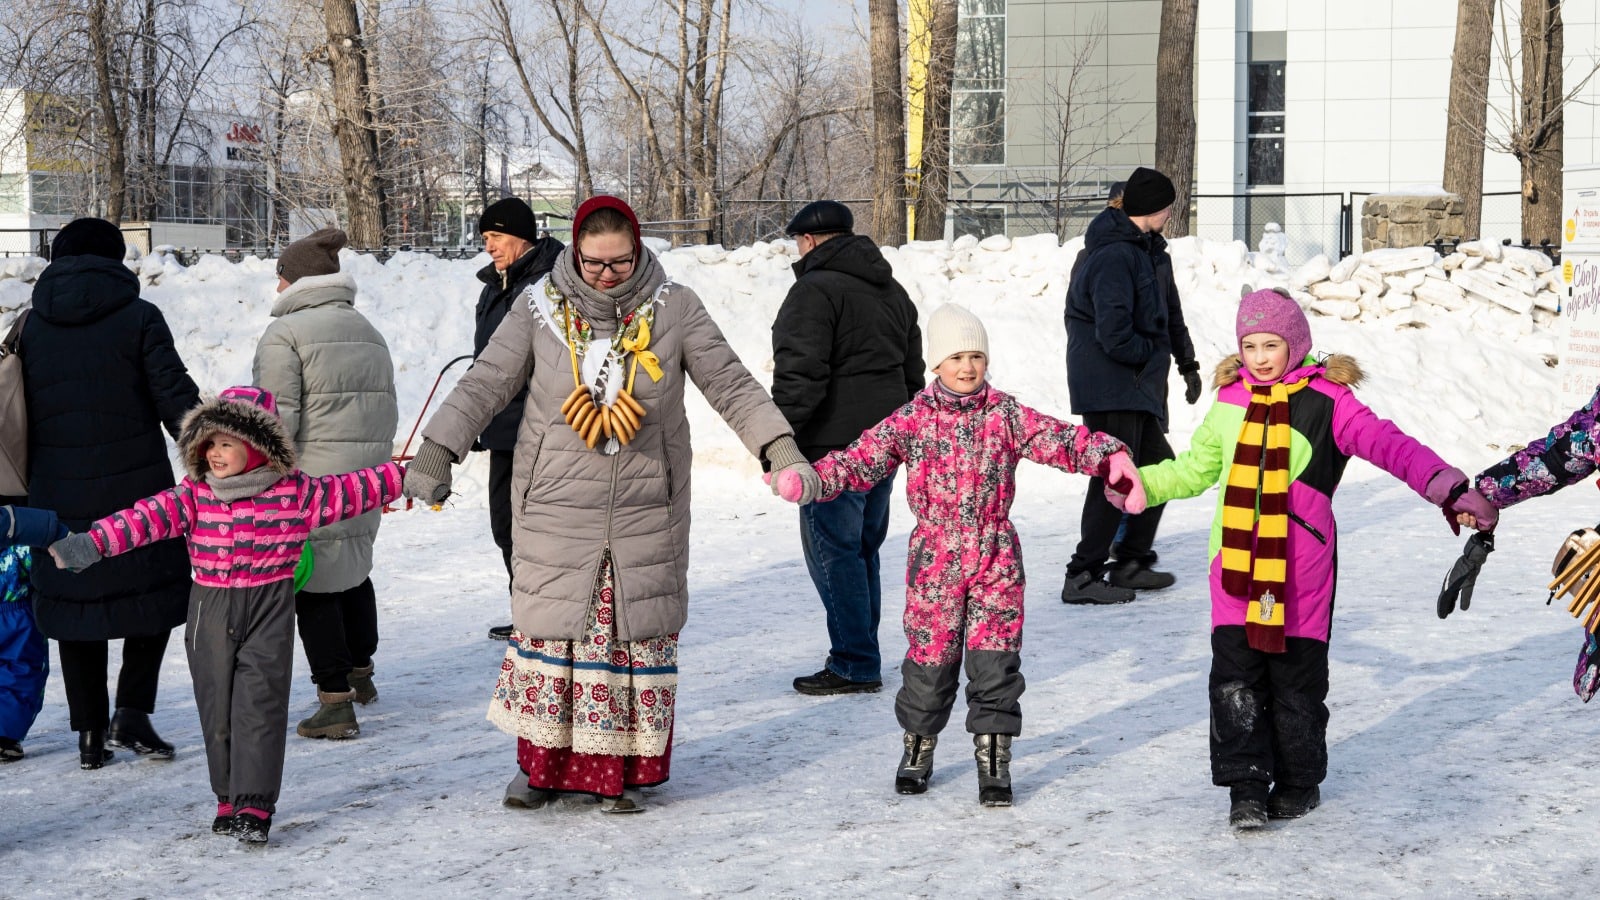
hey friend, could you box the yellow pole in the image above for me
[906,0,933,242]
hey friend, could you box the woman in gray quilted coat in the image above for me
[403,196,819,812]
[253,227,398,741]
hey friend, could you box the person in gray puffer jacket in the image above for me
[253,227,398,740]
[402,195,819,813]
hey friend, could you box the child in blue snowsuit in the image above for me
[0,504,66,761]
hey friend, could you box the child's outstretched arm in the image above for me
[300,461,406,528]
[779,404,915,505]
[1138,400,1230,507]
[1,505,67,548]
[1011,403,1128,478]
[49,483,200,572]
[1331,390,1489,530]
[1470,386,1600,511]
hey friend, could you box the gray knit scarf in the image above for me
[549,243,666,335]
[206,467,285,502]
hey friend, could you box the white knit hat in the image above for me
[925,303,989,370]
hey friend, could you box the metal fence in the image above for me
[0,227,154,260]
[1189,193,1351,265]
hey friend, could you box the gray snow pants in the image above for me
[895,650,1025,737]
[186,581,296,813]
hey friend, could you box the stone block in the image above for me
[1390,223,1427,247]
[1309,298,1361,319]
[1415,277,1468,311]
[1310,279,1363,301]
[1450,267,1535,314]
[1362,246,1438,274]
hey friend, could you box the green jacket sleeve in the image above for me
[1139,399,1230,507]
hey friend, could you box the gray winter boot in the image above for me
[296,688,359,739]
[974,734,1013,807]
[503,771,556,809]
[349,663,378,705]
[895,732,938,795]
[597,789,645,814]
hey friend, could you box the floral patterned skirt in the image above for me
[487,551,678,797]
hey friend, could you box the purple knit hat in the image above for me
[219,385,279,417]
[1237,288,1312,368]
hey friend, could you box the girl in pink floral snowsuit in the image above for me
[780,303,1140,806]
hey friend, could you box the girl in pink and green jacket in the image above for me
[776,303,1141,807]
[50,385,403,845]
[1137,288,1492,831]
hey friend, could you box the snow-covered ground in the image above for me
[2,234,1596,896]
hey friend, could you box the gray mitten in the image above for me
[764,435,823,506]
[49,532,103,573]
[403,440,456,504]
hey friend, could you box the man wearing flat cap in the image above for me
[256,226,398,739]
[475,198,564,641]
[772,200,924,696]
[1061,166,1198,605]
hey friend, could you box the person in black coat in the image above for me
[1062,168,1200,605]
[472,198,563,641]
[772,200,924,695]
[22,217,200,768]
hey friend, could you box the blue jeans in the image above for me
[798,474,895,683]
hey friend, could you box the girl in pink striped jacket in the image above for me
[50,385,403,845]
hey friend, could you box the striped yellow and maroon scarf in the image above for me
[1220,377,1310,653]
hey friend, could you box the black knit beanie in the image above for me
[277,227,347,284]
[51,218,125,261]
[479,197,540,243]
[1121,167,1177,217]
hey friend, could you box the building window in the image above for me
[952,0,1004,166]
[1247,61,1285,186]
[29,171,83,217]
[952,205,1005,238]
[0,175,23,215]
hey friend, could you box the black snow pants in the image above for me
[1208,625,1330,790]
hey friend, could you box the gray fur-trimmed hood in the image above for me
[176,386,297,479]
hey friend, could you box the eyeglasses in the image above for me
[578,253,635,275]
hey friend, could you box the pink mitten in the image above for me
[775,468,806,503]
[1102,452,1147,515]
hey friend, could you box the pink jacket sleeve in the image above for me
[813,405,916,501]
[1332,388,1452,498]
[299,461,405,529]
[88,480,199,558]
[1012,402,1126,478]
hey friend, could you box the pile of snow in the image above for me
[0,233,1571,503]
[1281,240,1563,336]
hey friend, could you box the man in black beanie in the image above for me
[1061,166,1198,604]
[474,197,564,641]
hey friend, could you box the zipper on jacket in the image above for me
[595,450,622,623]
[1287,511,1326,545]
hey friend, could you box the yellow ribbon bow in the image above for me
[622,316,663,385]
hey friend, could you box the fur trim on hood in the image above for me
[177,394,297,479]
[1212,353,1364,389]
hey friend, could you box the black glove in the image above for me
[1178,359,1203,405]
[1437,531,1494,619]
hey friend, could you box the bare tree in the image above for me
[1442,0,1495,238]
[867,0,905,245]
[316,0,387,246]
[1028,20,1148,241]
[481,0,597,199]
[1153,0,1197,237]
[909,0,956,241]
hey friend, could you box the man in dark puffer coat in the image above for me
[772,200,924,696]
[22,217,200,768]
[1062,167,1198,605]
[473,197,563,641]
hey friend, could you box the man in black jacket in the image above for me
[773,200,924,695]
[1062,167,1202,605]
[474,197,563,641]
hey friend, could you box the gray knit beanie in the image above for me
[277,227,348,284]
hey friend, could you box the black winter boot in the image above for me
[1061,570,1135,605]
[1228,782,1269,830]
[107,708,175,758]
[895,732,938,795]
[0,737,21,762]
[1267,784,1321,819]
[78,730,113,770]
[232,811,271,844]
[974,734,1013,807]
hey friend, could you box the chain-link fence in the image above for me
[0,227,154,260]
[1190,193,1350,265]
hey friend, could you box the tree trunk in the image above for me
[1442,0,1494,239]
[1521,0,1563,246]
[913,0,956,241]
[88,0,127,224]
[323,0,388,247]
[868,0,906,245]
[1153,0,1198,237]
[135,0,157,222]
